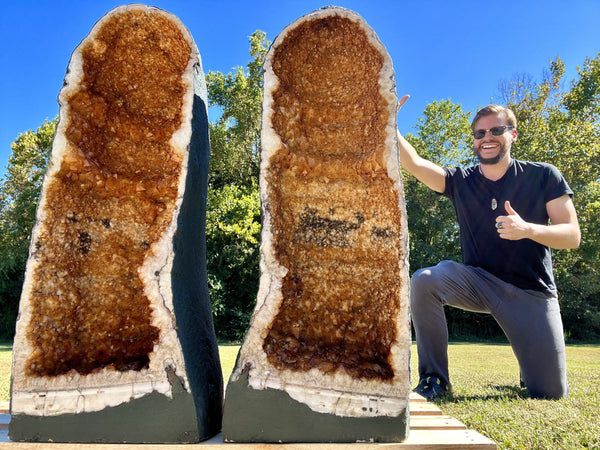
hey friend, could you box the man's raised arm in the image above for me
[396,95,446,193]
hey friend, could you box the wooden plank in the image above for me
[0,431,497,448]
[0,432,497,449]
[0,403,8,415]
[409,401,443,416]
[410,392,428,402]
[0,426,497,449]
[402,429,497,449]
[409,416,467,430]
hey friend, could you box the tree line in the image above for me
[1,31,598,341]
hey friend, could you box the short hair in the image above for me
[471,105,517,131]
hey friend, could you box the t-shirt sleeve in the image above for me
[442,167,457,198]
[544,163,574,203]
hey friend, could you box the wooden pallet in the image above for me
[0,395,496,448]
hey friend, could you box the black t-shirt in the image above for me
[443,159,573,294]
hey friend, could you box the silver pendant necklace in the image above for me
[479,165,500,210]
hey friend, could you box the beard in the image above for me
[474,141,509,165]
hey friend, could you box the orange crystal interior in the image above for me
[25,9,191,376]
[262,16,404,380]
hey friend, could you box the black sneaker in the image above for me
[413,375,451,400]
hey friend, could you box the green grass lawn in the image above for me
[2,341,598,448]
[0,342,11,401]
[435,343,600,449]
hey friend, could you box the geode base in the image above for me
[222,368,409,443]
[9,379,198,443]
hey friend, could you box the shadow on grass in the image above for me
[437,384,529,403]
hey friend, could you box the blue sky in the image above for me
[1,0,599,178]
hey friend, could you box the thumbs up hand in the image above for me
[495,201,531,241]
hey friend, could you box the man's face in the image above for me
[472,113,518,165]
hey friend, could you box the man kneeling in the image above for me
[397,100,580,400]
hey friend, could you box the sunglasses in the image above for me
[472,125,514,139]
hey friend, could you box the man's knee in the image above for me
[521,352,568,400]
[411,260,460,297]
[410,267,432,295]
[410,261,460,315]
[526,380,568,400]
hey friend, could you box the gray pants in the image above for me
[411,260,568,399]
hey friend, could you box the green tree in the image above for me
[0,118,56,337]
[206,184,261,340]
[205,30,270,339]
[206,30,270,189]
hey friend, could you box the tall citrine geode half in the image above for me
[9,5,222,443]
[223,6,410,443]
